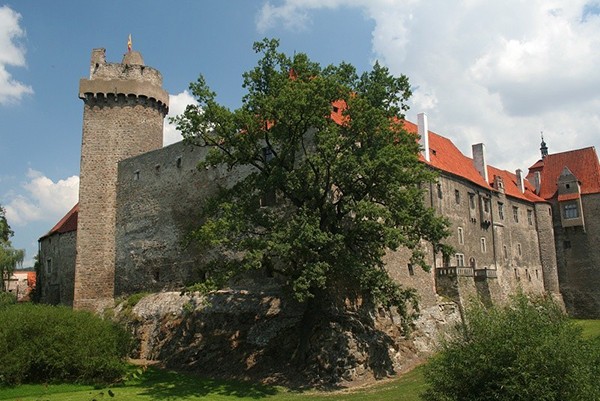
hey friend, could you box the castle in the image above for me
[38,47,600,318]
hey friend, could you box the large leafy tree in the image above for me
[0,206,24,291]
[175,39,449,319]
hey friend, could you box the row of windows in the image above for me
[456,227,523,257]
[440,184,535,225]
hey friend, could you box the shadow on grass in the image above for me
[132,367,279,400]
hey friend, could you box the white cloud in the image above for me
[4,169,79,226]
[256,0,600,171]
[163,90,198,146]
[0,5,33,104]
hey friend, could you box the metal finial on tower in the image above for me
[540,131,548,158]
[127,34,132,53]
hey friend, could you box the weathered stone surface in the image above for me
[118,291,460,386]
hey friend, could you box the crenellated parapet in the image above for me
[79,48,169,115]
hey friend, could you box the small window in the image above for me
[134,170,140,181]
[498,202,504,220]
[503,245,508,259]
[437,182,442,199]
[480,237,487,253]
[564,203,578,219]
[517,243,522,256]
[46,258,52,274]
[566,183,571,189]
[483,198,490,213]
[407,264,414,276]
[527,209,533,225]
[513,206,519,223]
[455,253,465,267]
[155,164,161,173]
[332,106,339,113]
[454,189,460,204]
[458,227,464,245]
[176,156,182,168]
[263,146,274,162]
[469,193,476,209]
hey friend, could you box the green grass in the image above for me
[0,366,425,401]
[575,319,600,339]
[1,319,597,401]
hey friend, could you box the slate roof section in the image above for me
[527,147,600,199]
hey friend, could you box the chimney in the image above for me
[418,112,430,162]
[533,171,541,194]
[516,169,525,193]
[472,143,489,183]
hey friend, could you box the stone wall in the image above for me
[38,231,77,306]
[73,48,168,312]
[554,193,600,317]
[114,141,248,296]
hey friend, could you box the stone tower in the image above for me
[73,48,169,311]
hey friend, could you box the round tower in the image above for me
[73,47,169,311]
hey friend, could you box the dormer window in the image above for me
[564,203,579,219]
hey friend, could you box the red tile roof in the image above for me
[40,203,78,240]
[527,147,600,199]
[403,121,545,203]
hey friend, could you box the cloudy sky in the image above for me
[2,1,600,267]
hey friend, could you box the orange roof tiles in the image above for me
[403,121,545,203]
[558,193,581,202]
[527,147,600,199]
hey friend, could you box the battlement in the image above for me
[80,48,169,114]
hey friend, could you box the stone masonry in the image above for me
[73,48,168,311]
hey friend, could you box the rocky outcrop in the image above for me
[117,290,460,386]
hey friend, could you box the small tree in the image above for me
[0,206,24,291]
[422,295,600,401]
[175,39,449,323]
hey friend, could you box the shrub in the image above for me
[422,295,600,401]
[0,291,16,307]
[0,303,131,385]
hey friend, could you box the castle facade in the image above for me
[38,48,598,317]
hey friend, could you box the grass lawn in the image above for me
[0,366,425,401]
[1,319,598,401]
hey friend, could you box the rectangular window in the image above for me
[408,264,414,276]
[503,245,508,259]
[564,203,579,219]
[133,170,140,181]
[517,243,522,256]
[176,156,182,168]
[46,258,52,274]
[498,202,504,220]
[437,182,443,199]
[455,253,465,267]
[527,209,533,225]
[458,227,464,245]
[513,206,519,223]
[454,189,460,204]
[483,198,490,213]
[480,237,487,253]
[469,193,475,209]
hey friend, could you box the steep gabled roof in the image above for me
[40,203,78,240]
[527,147,600,199]
[403,121,545,203]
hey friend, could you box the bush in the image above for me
[0,303,131,385]
[422,295,600,401]
[0,291,16,307]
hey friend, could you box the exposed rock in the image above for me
[117,290,460,386]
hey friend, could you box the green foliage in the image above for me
[0,292,16,308]
[422,295,600,401]
[0,206,24,292]
[174,39,449,316]
[0,303,131,386]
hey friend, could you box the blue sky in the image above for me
[2,1,600,267]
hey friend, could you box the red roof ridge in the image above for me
[40,203,79,240]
